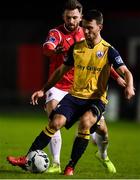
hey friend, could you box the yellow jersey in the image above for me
[64,39,124,104]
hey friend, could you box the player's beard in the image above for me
[66,23,79,31]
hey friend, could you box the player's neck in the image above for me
[87,35,102,49]
[64,23,79,33]
[93,36,102,46]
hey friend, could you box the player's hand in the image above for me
[30,90,44,105]
[124,86,135,100]
[55,45,64,54]
[117,77,126,87]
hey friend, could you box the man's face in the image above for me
[63,9,82,31]
[82,19,102,42]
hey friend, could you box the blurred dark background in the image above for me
[0,0,139,121]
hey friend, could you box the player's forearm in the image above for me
[42,72,61,93]
[117,65,134,88]
[43,43,55,56]
[42,65,66,93]
[124,69,134,88]
[110,67,120,80]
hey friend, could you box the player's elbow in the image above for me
[43,44,55,56]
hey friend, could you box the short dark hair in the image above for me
[83,9,103,24]
[63,0,83,13]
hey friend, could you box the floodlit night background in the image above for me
[0,0,140,179]
[0,0,139,121]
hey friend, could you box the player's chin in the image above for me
[68,26,76,31]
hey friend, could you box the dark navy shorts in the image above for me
[49,93,105,130]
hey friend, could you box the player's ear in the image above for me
[80,14,83,21]
[99,24,103,31]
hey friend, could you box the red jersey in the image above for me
[43,24,85,91]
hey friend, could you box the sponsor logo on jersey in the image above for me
[96,51,104,58]
[77,64,102,72]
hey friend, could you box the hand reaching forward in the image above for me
[31,90,44,105]
[124,86,135,100]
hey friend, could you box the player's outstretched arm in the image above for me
[42,64,71,92]
[117,65,135,100]
[116,77,126,88]
[31,64,71,105]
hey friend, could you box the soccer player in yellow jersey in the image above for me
[7,9,135,175]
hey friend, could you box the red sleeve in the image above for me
[110,67,119,80]
[43,29,61,56]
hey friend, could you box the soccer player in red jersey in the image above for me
[42,0,84,173]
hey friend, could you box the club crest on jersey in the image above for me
[96,51,104,58]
